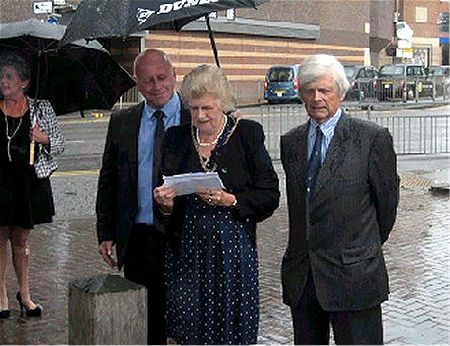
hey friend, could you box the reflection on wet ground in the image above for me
[0,175,449,344]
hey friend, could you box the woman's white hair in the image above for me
[298,54,350,98]
[180,64,236,113]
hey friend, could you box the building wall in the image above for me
[400,0,443,65]
[0,0,395,103]
[439,0,449,65]
[144,29,366,103]
[0,0,78,23]
[0,0,44,22]
[370,0,396,66]
[144,0,393,102]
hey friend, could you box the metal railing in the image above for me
[253,105,450,160]
[117,86,140,109]
[366,113,450,155]
[115,76,449,109]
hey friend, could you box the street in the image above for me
[0,103,449,344]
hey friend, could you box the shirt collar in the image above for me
[143,92,180,119]
[309,107,342,132]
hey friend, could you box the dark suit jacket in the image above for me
[160,118,280,247]
[280,112,400,311]
[96,101,190,268]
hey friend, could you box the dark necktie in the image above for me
[152,110,165,188]
[306,126,323,199]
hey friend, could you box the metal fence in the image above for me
[254,105,450,160]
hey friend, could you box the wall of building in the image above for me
[0,0,43,22]
[400,0,443,65]
[143,0,394,102]
[144,29,366,103]
[0,0,398,103]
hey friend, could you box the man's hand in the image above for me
[98,241,117,268]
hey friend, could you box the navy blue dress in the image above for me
[166,120,259,345]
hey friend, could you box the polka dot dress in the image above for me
[165,194,259,345]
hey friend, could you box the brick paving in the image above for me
[0,167,449,344]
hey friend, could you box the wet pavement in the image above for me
[1,108,450,344]
[0,159,449,345]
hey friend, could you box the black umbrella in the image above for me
[60,0,268,67]
[0,19,136,115]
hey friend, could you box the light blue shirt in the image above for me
[307,108,342,164]
[135,93,181,225]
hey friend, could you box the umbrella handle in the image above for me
[205,15,220,68]
[29,140,35,165]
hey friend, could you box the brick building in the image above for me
[397,0,447,66]
[125,0,393,101]
[2,0,445,102]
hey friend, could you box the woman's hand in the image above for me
[153,185,177,215]
[197,188,236,207]
[29,123,49,145]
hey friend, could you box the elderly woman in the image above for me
[154,64,279,344]
[0,52,64,319]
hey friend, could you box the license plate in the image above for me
[275,90,284,96]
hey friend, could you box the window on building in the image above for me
[415,7,428,23]
[440,12,449,33]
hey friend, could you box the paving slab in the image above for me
[0,166,449,345]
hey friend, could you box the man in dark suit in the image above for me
[96,49,190,344]
[280,54,400,345]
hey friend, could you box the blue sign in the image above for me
[440,36,449,45]
[47,17,58,24]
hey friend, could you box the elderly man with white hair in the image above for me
[280,54,400,345]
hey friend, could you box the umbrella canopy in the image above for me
[0,19,136,115]
[59,0,268,65]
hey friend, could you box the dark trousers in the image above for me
[291,272,383,345]
[124,224,166,345]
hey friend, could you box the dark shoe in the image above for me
[0,309,10,319]
[16,292,42,317]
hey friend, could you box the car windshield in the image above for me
[344,66,358,79]
[268,68,294,82]
[379,65,404,77]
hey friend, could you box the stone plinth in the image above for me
[68,274,147,345]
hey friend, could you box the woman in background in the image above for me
[0,52,64,318]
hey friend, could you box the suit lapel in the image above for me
[289,123,309,186]
[314,113,351,196]
[179,94,191,126]
[128,102,145,172]
[180,107,191,125]
[126,102,144,211]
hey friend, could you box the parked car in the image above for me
[377,63,434,101]
[264,64,301,104]
[344,65,379,100]
[427,65,450,99]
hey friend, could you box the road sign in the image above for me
[33,1,52,14]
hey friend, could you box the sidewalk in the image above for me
[0,164,448,344]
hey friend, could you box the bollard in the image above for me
[68,274,147,345]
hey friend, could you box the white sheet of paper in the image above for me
[163,172,224,196]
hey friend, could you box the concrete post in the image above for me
[68,274,147,345]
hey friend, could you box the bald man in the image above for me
[96,49,190,344]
